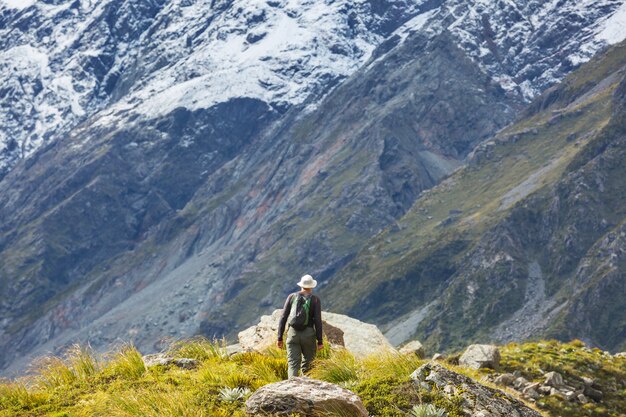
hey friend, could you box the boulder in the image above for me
[142,354,198,369]
[543,371,564,388]
[238,310,396,358]
[411,363,542,417]
[245,377,367,416]
[399,340,425,358]
[459,344,501,370]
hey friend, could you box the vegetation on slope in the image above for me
[1,339,625,417]
[320,40,626,353]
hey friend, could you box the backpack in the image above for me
[288,293,313,330]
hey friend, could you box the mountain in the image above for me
[1,0,626,375]
[324,40,626,353]
[0,0,424,179]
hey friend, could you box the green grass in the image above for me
[3,339,623,417]
[6,339,604,417]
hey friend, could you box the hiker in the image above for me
[277,274,324,378]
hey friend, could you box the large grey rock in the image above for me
[459,344,501,370]
[245,377,367,416]
[411,363,542,417]
[237,310,396,358]
[399,340,426,358]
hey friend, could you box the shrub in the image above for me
[410,403,448,417]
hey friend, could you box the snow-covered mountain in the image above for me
[0,0,423,178]
[2,0,626,178]
[1,0,626,375]
[403,0,626,99]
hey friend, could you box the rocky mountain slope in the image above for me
[324,40,626,354]
[1,0,626,375]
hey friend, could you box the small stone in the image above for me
[399,340,425,358]
[538,385,552,395]
[523,382,541,394]
[614,352,626,358]
[583,385,603,401]
[142,354,198,369]
[523,388,540,400]
[226,343,244,356]
[494,373,516,386]
[544,371,564,388]
[513,376,529,390]
[172,358,198,369]
[564,390,577,401]
[459,344,501,370]
[142,353,171,367]
[578,394,589,404]
[432,353,445,361]
[443,384,455,394]
[581,376,594,386]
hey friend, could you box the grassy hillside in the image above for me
[1,339,625,417]
[320,40,626,352]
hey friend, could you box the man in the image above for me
[277,274,324,378]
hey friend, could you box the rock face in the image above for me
[245,377,368,417]
[238,310,396,358]
[459,345,501,370]
[411,363,542,417]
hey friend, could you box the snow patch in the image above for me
[597,2,626,44]
[2,0,36,10]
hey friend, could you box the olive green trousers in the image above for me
[286,326,317,378]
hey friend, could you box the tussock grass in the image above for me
[309,348,359,383]
[0,380,49,411]
[168,337,227,362]
[103,344,146,380]
[32,344,100,390]
[360,351,424,380]
[1,340,624,417]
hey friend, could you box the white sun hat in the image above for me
[297,274,317,288]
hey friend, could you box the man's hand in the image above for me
[277,340,284,349]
